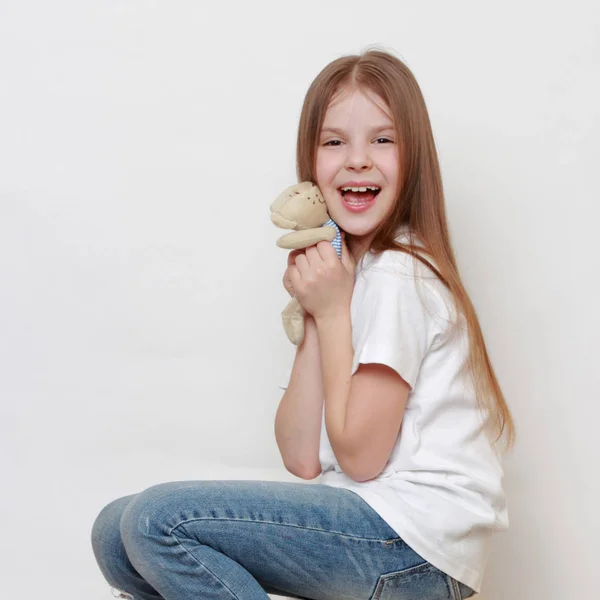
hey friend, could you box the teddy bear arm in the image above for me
[276,227,336,250]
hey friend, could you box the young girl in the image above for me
[91,49,515,600]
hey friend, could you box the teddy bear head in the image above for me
[270,182,330,231]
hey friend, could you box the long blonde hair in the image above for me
[296,48,516,452]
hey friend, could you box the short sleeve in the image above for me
[278,367,292,391]
[351,261,446,389]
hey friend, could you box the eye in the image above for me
[323,138,393,146]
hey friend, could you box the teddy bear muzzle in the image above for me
[271,212,297,229]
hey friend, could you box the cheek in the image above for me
[315,151,338,181]
[314,161,325,186]
[387,152,402,182]
[322,194,341,219]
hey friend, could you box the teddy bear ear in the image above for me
[288,181,314,196]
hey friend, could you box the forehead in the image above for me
[324,87,393,123]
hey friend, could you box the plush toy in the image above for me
[270,181,342,345]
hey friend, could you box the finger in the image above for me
[282,275,294,296]
[304,244,321,266]
[316,240,338,265]
[288,264,300,288]
[294,252,309,275]
[283,265,295,282]
[287,249,304,267]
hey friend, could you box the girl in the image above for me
[91,49,515,600]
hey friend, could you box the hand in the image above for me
[282,249,304,298]
[288,235,356,321]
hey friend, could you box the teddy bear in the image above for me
[270,181,342,345]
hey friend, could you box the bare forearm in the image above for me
[315,311,354,466]
[274,316,324,478]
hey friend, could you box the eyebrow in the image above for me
[320,124,395,135]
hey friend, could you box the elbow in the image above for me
[338,453,383,483]
[343,466,377,483]
[295,458,322,480]
[284,460,321,481]
[297,466,322,480]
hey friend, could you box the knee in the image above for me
[91,494,137,575]
[119,482,183,557]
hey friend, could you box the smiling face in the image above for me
[315,86,401,255]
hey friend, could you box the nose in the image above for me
[344,143,373,171]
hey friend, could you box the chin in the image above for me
[327,208,375,232]
[346,227,377,240]
[335,221,378,240]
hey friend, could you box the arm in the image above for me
[274,314,324,480]
[315,311,410,482]
[276,226,336,250]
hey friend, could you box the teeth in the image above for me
[341,185,380,192]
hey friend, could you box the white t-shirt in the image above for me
[278,228,509,593]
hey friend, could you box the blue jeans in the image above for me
[91,479,475,600]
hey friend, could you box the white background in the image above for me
[1,1,598,598]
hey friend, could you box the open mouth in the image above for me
[338,187,381,210]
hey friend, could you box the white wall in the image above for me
[1,1,598,598]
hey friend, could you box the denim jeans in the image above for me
[91,479,475,600]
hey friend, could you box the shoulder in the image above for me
[357,244,458,331]
[350,244,452,386]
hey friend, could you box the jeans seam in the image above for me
[450,576,462,599]
[169,516,399,544]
